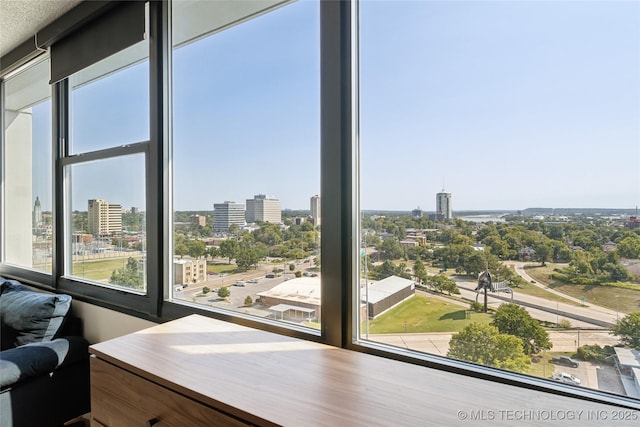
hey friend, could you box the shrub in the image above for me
[574,344,615,365]
[557,318,572,329]
[470,302,484,312]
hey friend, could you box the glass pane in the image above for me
[359,0,640,400]
[172,0,321,329]
[70,39,149,154]
[3,58,53,272]
[67,154,146,292]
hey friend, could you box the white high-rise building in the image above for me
[88,199,123,236]
[436,190,452,220]
[310,194,321,226]
[213,201,246,231]
[246,194,281,224]
[33,196,42,228]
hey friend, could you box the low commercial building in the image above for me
[362,275,415,319]
[257,277,320,321]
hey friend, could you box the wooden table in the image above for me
[89,314,636,426]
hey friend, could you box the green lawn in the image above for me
[206,262,240,274]
[366,294,493,333]
[525,264,640,314]
[528,351,575,379]
[72,257,140,281]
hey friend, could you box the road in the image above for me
[368,330,619,356]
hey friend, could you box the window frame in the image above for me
[0,0,638,410]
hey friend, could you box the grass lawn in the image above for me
[509,279,583,307]
[366,294,493,333]
[72,257,140,281]
[525,264,640,314]
[528,351,574,379]
[206,262,239,275]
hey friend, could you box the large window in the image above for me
[358,0,640,400]
[62,19,150,292]
[2,0,639,409]
[171,0,321,329]
[2,58,52,273]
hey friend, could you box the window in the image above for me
[358,0,640,400]
[171,0,321,330]
[2,58,52,273]
[1,0,638,410]
[61,18,150,292]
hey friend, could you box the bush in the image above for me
[244,295,253,306]
[557,318,572,329]
[470,302,484,312]
[574,344,615,365]
[202,286,210,295]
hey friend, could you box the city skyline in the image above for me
[29,0,639,212]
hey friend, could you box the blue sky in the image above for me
[33,0,640,212]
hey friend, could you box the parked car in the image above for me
[551,372,581,385]
[265,273,276,279]
[550,356,579,368]
[235,280,245,287]
[248,278,259,283]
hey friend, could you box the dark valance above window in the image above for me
[49,1,146,84]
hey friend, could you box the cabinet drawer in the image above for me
[91,357,249,427]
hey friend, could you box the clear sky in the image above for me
[32,0,640,212]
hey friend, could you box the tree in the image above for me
[188,239,206,259]
[219,239,239,264]
[492,303,552,355]
[244,295,253,306]
[447,323,530,373]
[611,312,640,349]
[289,263,295,271]
[425,275,459,295]
[413,260,427,284]
[380,238,404,260]
[534,243,552,266]
[202,286,211,294]
[617,235,640,259]
[217,286,230,299]
[110,257,143,289]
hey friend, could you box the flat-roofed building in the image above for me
[310,194,321,226]
[174,258,207,286]
[246,194,281,224]
[362,275,415,319]
[213,201,245,231]
[88,199,122,236]
[257,277,321,321]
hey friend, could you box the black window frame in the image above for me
[1,0,638,411]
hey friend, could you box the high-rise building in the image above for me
[436,190,452,220]
[246,194,281,224]
[88,199,123,236]
[310,194,321,226]
[213,201,246,231]
[33,196,42,228]
[411,206,422,218]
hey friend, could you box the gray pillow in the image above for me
[0,278,72,349]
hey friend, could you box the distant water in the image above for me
[457,214,507,223]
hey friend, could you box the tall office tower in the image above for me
[245,194,282,224]
[436,190,452,220]
[411,206,422,218]
[310,194,321,226]
[33,196,42,228]
[213,201,246,231]
[88,199,123,236]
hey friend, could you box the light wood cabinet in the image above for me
[89,314,630,427]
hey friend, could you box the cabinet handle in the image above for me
[147,418,159,426]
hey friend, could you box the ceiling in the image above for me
[0,0,82,58]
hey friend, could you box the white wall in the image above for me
[71,300,155,343]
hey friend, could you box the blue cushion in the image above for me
[0,278,72,349]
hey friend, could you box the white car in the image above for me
[551,372,581,385]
